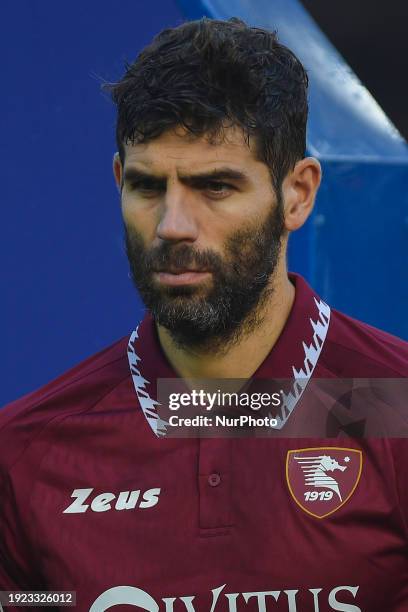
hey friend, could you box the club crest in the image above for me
[286,447,362,518]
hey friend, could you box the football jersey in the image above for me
[1,273,408,612]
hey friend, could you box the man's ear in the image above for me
[282,157,322,232]
[113,152,123,192]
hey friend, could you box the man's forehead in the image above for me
[122,125,260,172]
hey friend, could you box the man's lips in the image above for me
[154,269,211,286]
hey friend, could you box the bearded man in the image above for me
[1,17,408,612]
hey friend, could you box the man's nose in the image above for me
[156,184,199,243]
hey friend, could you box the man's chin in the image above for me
[146,294,224,339]
[155,316,224,351]
[149,278,214,299]
[158,286,203,298]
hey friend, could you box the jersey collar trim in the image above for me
[127,273,331,437]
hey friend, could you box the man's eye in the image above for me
[205,182,233,196]
[129,181,162,194]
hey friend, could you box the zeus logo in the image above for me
[90,584,362,612]
[63,487,161,513]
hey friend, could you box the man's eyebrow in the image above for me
[178,168,250,183]
[122,166,251,185]
[122,168,166,184]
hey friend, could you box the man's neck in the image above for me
[156,272,295,380]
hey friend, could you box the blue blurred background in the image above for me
[1,0,407,406]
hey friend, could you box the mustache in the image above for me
[127,239,223,274]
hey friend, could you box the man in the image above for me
[1,17,408,612]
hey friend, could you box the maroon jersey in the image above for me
[1,273,408,611]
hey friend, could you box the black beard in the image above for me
[125,198,285,353]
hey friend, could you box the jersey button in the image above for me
[208,473,221,487]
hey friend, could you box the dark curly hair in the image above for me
[106,17,308,191]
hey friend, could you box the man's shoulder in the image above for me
[0,334,131,469]
[321,307,408,377]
